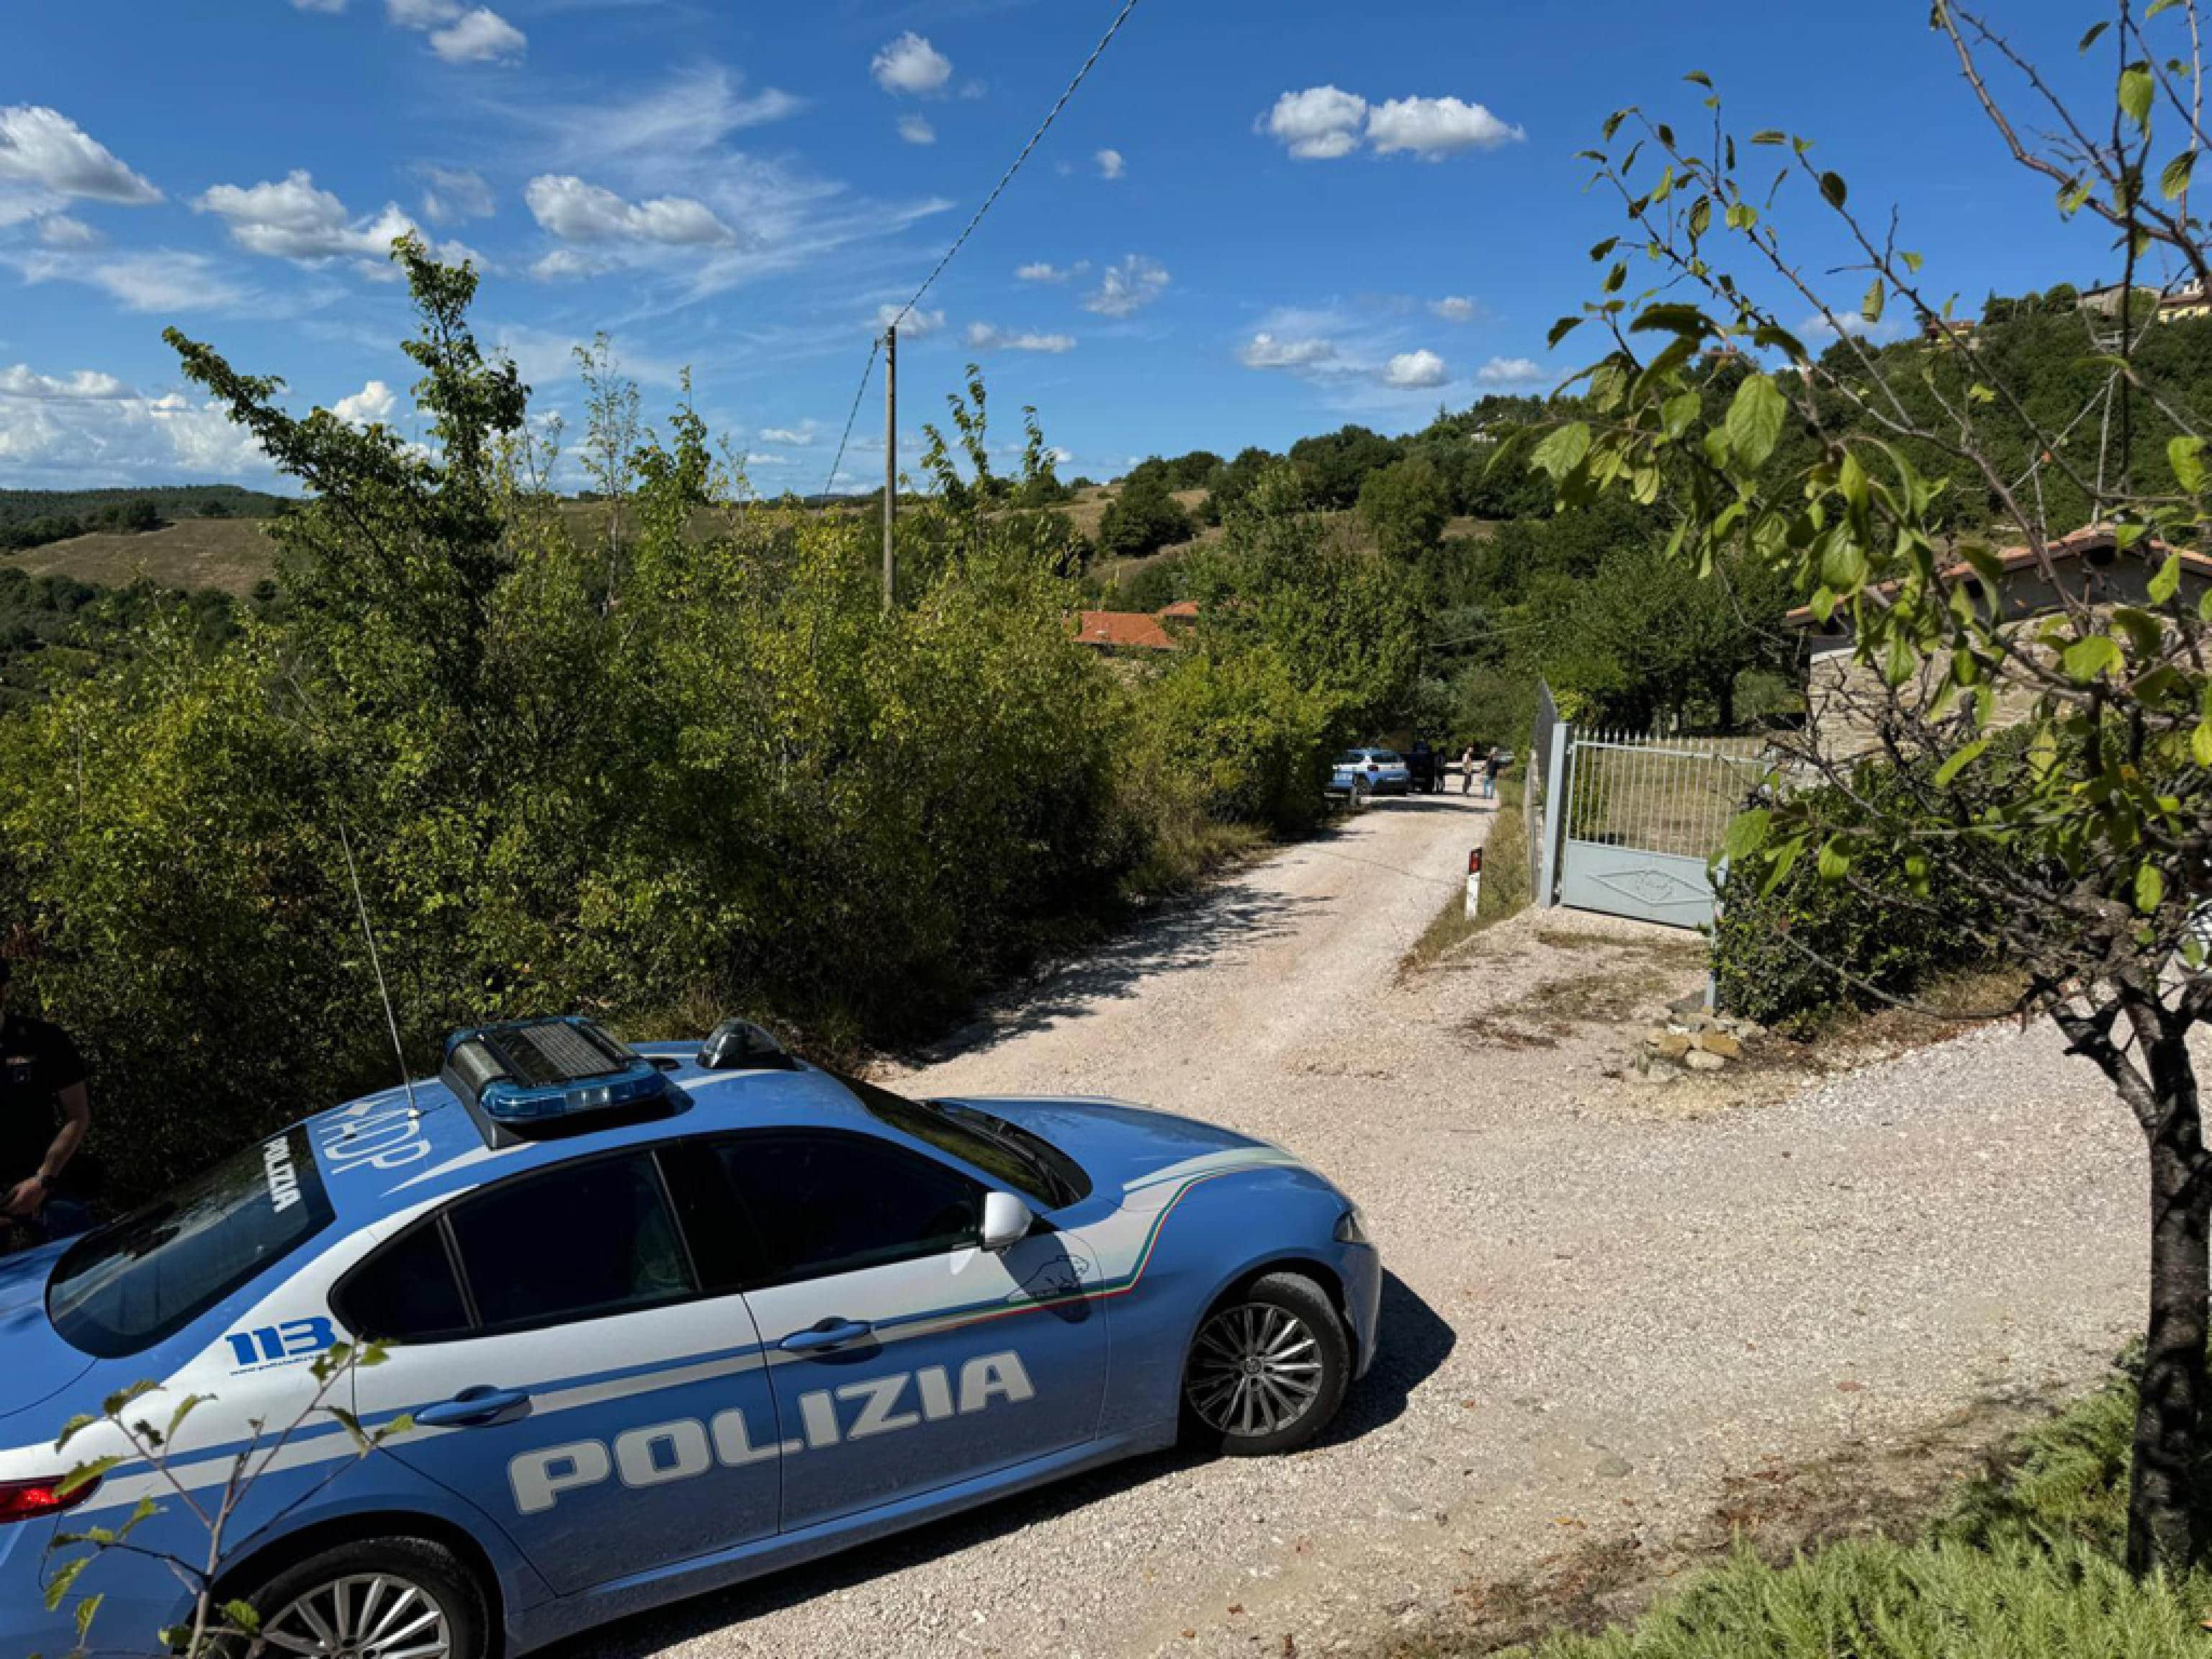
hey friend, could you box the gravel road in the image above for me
[593,792,2146,1659]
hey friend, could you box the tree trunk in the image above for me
[1715,671,1737,735]
[2128,1035,2211,1575]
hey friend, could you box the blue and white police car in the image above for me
[0,1017,1380,1659]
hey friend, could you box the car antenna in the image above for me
[336,819,421,1122]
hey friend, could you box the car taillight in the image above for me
[0,1475,99,1525]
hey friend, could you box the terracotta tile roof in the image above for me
[1784,525,2212,626]
[1158,599,1201,619]
[1072,610,1181,651]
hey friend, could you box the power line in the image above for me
[818,335,882,503]
[886,0,1143,333]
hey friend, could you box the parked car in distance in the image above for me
[1,1017,1380,1659]
[1404,740,1439,794]
[1325,747,1411,798]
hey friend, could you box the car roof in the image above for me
[303,1051,886,1225]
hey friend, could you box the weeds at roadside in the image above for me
[1401,778,1529,977]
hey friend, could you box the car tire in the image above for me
[1182,1272,1351,1457]
[224,1535,489,1659]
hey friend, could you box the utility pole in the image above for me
[882,324,897,611]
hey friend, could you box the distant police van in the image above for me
[0,1018,1380,1659]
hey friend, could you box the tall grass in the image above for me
[1401,776,1527,974]
[1498,1359,2212,1658]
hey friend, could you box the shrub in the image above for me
[1712,765,2003,1034]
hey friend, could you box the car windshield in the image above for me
[48,1126,334,1358]
[1332,752,1364,768]
[845,1076,1092,1208]
[1372,751,1401,763]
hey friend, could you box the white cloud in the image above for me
[429,9,525,63]
[1095,148,1125,180]
[876,303,945,337]
[195,171,415,263]
[1800,309,1902,343]
[1239,332,1337,370]
[1383,349,1449,388]
[965,322,1076,354]
[0,107,162,204]
[1366,96,1523,159]
[331,379,397,428]
[0,364,134,400]
[1084,255,1169,318]
[384,0,523,63]
[1475,355,1545,385]
[898,114,936,146]
[525,67,801,164]
[872,32,952,96]
[1016,260,1085,283]
[1259,88,1524,162]
[9,247,244,313]
[419,165,495,225]
[1259,87,1368,161]
[0,385,276,484]
[291,0,347,11]
[525,174,737,246]
[759,426,814,446]
[37,214,99,247]
[1431,295,1480,323]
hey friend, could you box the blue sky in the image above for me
[0,0,2154,492]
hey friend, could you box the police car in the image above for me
[0,1017,1380,1659]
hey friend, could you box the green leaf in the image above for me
[1933,736,1990,788]
[1530,422,1592,481]
[1750,129,1786,145]
[223,1599,264,1635]
[2193,721,2212,768]
[1724,375,1787,469]
[2062,634,2123,682]
[42,1557,88,1614]
[2137,863,2167,914]
[1683,69,1712,88]
[2121,64,2154,130]
[1819,171,1848,207]
[1816,838,1851,883]
[1759,835,1804,899]
[2162,148,2198,200]
[1547,314,1584,349]
[1662,390,1702,438]
[2081,19,2111,50]
[1722,808,1772,861]
[1861,279,1884,324]
[73,1593,102,1647]
[2170,434,2206,493]
[57,1456,122,1498]
[1629,302,1710,337]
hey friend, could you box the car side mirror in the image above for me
[979,1190,1036,1253]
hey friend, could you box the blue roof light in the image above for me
[441,1017,678,1128]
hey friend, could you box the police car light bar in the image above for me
[441,1017,678,1130]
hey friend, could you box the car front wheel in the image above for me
[229,1537,488,1659]
[1183,1272,1350,1456]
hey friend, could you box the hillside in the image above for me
[6,517,279,595]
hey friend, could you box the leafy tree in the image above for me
[1288,424,1401,509]
[1357,457,1451,562]
[1097,473,1194,561]
[1538,3,2212,1572]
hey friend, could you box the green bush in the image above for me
[1512,1358,2212,1659]
[1711,766,2002,1034]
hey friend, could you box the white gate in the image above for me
[1535,709,1765,930]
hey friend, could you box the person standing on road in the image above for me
[1,959,93,1254]
[1483,746,1502,801]
[1460,744,1478,796]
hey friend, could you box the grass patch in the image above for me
[1402,777,1529,974]
[1398,1354,2212,1659]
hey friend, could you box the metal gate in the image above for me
[1534,708,1765,930]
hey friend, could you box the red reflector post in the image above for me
[1467,848,1483,874]
[0,1475,99,1525]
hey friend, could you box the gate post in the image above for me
[1537,721,1572,908]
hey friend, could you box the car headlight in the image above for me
[1334,1205,1370,1246]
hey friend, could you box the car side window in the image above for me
[446,1151,696,1333]
[688,1133,984,1290]
[337,1219,471,1344]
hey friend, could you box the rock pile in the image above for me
[1635,1005,1755,1082]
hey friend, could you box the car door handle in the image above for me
[415,1386,533,1429]
[779,1318,875,1354]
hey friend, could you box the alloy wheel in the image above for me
[1185,1301,1326,1438]
[260,1572,452,1659]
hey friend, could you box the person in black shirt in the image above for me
[0,959,93,1250]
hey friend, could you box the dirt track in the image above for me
[602,791,2144,1659]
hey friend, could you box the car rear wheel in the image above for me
[1183,1272,1349,1456]
[228,1537,487,1659]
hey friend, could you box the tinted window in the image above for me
[50,1128,333,1358]
[848,1077,1091,1208]
[337,1221,469,1344]
[447,1153,694,1332]
[703,1134,982,1288]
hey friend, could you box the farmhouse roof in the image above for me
[1784,524,2212,628]
[1072,610,1181,651]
